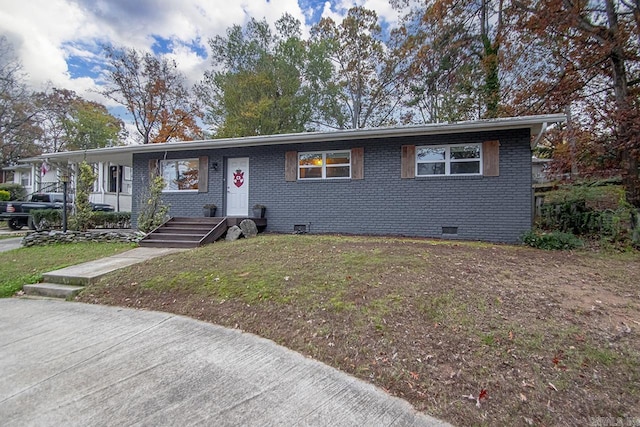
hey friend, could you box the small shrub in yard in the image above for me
[31,210,131,231]
[137,176,170,233]
[31,209,63,231]
[521,230,584,250]
[0,183,26,201]
[0,190,10,201]
[90,211,131,229]
[72,162,97,231]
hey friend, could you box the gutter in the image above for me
[23,114,567,162]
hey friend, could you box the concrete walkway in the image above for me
[22,247,187,298]
[0,227,25,252]
[0,299,450,427]
[0,237,22,252]
[41,247,187,285]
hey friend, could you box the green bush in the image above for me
[0,190,10,201]
[73,162,97,231]
[31,210,131,231]
[0,183,26,201]
[521,230,584,250]
[538,202,628,237]
[137,176,170,233]
[90,211,131,229]
[31,209,62,231]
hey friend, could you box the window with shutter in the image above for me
[287,149,362,180]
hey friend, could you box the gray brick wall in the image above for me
[132,129,533,243]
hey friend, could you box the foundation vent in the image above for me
[293,224,307,234]
[442,226,458,235]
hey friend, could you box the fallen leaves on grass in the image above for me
[464,388,488,408]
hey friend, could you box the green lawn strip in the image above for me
[0,234,26,240]
[0,242,136,297]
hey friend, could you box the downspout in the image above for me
[531,122,548,150]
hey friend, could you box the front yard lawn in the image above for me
[73,234,640,426]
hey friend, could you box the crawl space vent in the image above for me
[293,224,307,234]
[442,226,458,235]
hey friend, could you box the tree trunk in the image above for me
[603,0,640,244]
[480,0,502,118]
[565,104,579,177]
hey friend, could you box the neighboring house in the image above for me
[6,157,133,211]
[2,163,61,194]
[33,114,565,243]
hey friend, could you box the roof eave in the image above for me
[24,114,566,163]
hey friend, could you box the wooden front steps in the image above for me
[139,217,267,248]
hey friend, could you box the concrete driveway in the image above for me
[0,237,23,253]
[0,299,450,427]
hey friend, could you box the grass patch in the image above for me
[75,234,640,426]
[0,242,135,297]
[0,233,25,240]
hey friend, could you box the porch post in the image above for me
[116,165,121,212]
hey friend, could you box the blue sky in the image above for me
[0,0,400,96]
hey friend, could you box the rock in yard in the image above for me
[239,219,258,238]
[225,225,243,241]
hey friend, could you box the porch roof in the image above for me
[24,114,565,165]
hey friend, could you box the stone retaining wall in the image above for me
[22,230,143,247]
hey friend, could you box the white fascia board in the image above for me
[26,114,566,162]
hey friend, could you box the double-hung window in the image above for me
[298,151,351,179]
[20,172,31,188]
[416,144,482,176]
[160,159,199,191]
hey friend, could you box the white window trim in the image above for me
[20,172,31,187]
[298,150,352,180]
[160,158,200,192]
[415,143,483,177]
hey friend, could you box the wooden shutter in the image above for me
[483,140,500,177]
[401,145,416,179]
[285,151,297,181]
[351,147,364,180]
[198,156,208,193]
[148,159,159,180]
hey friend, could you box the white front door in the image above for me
[226,157,249,216]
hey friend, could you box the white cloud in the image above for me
[0,0,398,131]
[0,0,87,91]
[320,0,403,26]
[162,42,209,89]
[320,1,345,21]
[361,0,400,25]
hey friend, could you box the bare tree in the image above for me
[100,46,202,144]
[0,36,41,166]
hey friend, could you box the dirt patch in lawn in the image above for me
[77,234,640,426]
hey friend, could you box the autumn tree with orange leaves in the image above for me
[100,46,202,144]
[508,0,640,236]
[393,0,640,237]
